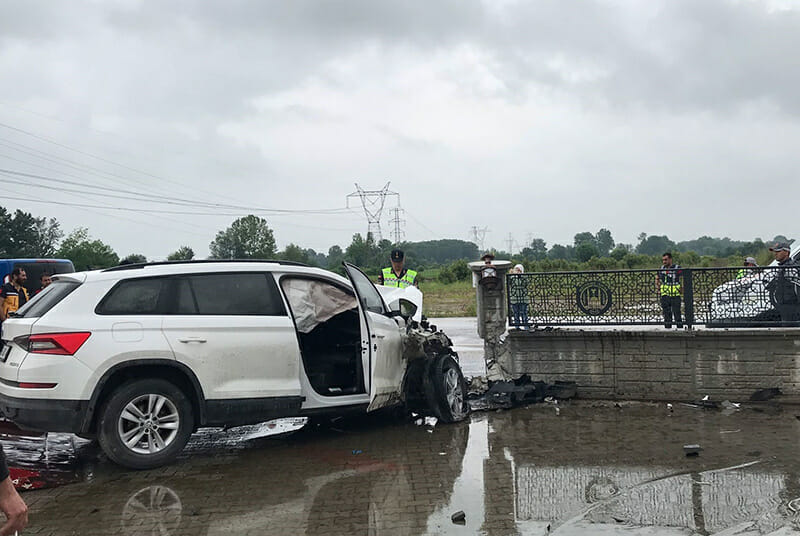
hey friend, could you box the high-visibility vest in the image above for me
[381,267,417,288]
[1,284,28,319]
[658,265,682,296]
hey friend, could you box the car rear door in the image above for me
[161,272,302,424]
[342,263,404,412]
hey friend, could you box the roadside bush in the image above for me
[438,260,471,284]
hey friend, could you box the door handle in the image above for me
[178,337,207,343]
[372,334,385,339]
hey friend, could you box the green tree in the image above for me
[167,246,195,261]
[327,245,344,271]
[635,234,676,256]
[548,244,573,260]
[345,233,378,267]
[0,207,63,257]
[521,238,547,261]
[610,244,631,261]
[120,253,147,265]
[280,243,310,264]
[56,228,119,270]
[575,242,599,262]
[573,232,596,249]
[209,215,276,259]
[595,228,615,256]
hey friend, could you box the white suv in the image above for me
[0,261,468,468]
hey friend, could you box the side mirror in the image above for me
[389,298,418,320]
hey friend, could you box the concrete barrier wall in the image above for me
[507,329,800,402]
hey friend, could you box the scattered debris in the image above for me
[691,397,720,409]
[720,400,741,416]
[788,498,800,514]
[352,449,363,455]
[683,444,702,457]
[468,375,576,412]
[750,387,782,401]
[666,403,673,412]
[451,510,466,524]
[719,429,741,434]
[424,416,438,428]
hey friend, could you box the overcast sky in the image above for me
[0,0,798,259]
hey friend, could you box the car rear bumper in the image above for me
[0,393,87,433]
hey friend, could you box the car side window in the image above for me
[97,278,169,315]
[186,273,286,316]
[175,278,197,314]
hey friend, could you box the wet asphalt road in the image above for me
[9,401,800,535]
[5,318,800,535]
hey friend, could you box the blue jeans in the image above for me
[511,303,529,326]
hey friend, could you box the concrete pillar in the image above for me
[469,259,512,381]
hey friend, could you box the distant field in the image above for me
[419,279,476,318]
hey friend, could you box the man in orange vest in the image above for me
[0,268,29,322]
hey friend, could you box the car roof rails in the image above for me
[102,259,310,272]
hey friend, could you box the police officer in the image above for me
[0,268,29,322]
[766,241,799,325]
[656,252,683,329]
[377,249,418,288]
[736,257,758,279]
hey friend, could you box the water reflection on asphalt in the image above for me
[9,401,800,535]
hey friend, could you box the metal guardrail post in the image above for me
[683,268,694,330]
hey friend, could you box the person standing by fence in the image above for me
[766,242,799,326]
[508,263,529,328]
[656,252,683,329]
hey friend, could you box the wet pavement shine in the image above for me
[5,401,800,536]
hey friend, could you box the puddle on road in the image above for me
[13,403,800,535]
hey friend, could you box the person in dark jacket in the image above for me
[766,241,799,326]
[0,444,28,535]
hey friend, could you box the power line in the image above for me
[0,167,352,215]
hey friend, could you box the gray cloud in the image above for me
[1,0,799,257]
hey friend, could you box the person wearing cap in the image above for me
[766,241,799,325]
[508,264,529,328]
[377,249,418,288]
[656,252,683,329]
[736,257,759,279]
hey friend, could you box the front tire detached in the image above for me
[98,379,193,470]
[424,354,470,423]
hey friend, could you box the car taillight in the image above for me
[15,332,91,355]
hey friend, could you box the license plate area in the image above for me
[0,344,11,363]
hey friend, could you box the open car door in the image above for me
[343,263,405,412]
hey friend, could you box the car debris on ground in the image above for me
[451,510,466,524]
[466,374,577,412]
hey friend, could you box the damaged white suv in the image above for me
[0,261,468,469]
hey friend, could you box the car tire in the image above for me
[97,379,193,470]
[424,354,470,423]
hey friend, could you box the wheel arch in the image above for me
[80,359,206,436]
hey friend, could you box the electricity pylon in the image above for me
[347,182,398,242]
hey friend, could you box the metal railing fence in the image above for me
[506,265,800,328]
